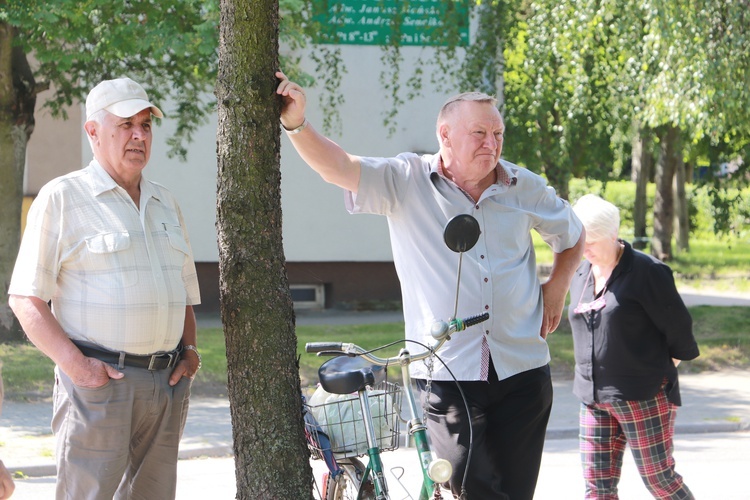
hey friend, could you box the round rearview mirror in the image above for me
[443,214,481,253]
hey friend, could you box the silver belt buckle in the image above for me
[147,350,178,370]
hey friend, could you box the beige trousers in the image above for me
[52,365,191,500]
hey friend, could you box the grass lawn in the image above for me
[3,236,748,398]
[3,303,748,399]
[534,235,750,292]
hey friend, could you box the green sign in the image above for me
[311,0,470,46]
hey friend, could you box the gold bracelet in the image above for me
[283,118,308,135]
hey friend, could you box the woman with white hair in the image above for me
[568,194,699,499]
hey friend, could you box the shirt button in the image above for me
[484,305,489,310]
[484,277,489,282]
[480,255,485,259]
[485,330,490,335]
[475,204,479,209]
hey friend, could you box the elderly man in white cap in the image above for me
[8,77,201,500]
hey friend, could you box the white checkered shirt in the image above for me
[9,160,201,354]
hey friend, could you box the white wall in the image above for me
[281,44,446,262]
[33,44,453,265]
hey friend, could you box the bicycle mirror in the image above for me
[443,214,481,253]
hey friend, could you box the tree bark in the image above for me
[652,126,679,261]
[631,127,651,250]
[216,1,312,498]
[0,23,35,342]
[673,155,689,252]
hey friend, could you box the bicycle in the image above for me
[303,214,488,500]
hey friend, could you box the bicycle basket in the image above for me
[304,381,402,459]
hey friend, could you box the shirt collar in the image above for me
[430,155,518,187]
[497,160,519,186]
[88,159,119,196]
[87,159,159,203]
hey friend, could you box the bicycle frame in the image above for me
[307,314,487,500]
[398,349,443,500]
[352,349,442,500]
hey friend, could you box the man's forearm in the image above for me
[180,305,197,347]
[8,295,87,371]
[547,229,586,292]
[285,122,362,193]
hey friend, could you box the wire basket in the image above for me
[304,381,402,459]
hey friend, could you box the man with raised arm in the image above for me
[277,71,584,499]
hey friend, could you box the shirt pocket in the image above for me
[84,232,139,287]
[164,224,190,256]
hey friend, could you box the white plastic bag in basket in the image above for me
[309,384,393,456]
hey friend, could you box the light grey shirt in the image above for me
[346,153,582,381]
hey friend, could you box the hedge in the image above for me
[567,179,749,241]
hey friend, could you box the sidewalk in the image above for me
[2,288,749,479]
[2,369,748,480]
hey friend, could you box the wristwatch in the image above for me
[283,118,308,135]
[182,344,202,370]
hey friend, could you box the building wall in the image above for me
[25,97,83,195]
[23,44,455,310]
[194,261,401,314]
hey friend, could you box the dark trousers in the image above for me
[417,362,552,500]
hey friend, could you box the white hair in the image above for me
[435,92,500,144]
[84,109,110,153]
[573,194,620,241]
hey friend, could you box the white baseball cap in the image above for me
[85,77,164,121]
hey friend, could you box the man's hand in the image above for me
[540,281,567,339]
[65,356,124,389]
[274,70,362,192]
[276,71,307,131]
[169,355,200,387]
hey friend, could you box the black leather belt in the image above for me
[73,340,180,371]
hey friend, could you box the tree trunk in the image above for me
[673,155,689,252]
[652,126,679,261]
[631,127,651,250]
[0,23,35,342]
[216,1,312,498]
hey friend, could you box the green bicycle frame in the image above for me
[356,352,443,500]
[360,425,437,500]
[356,389,389,499]
[400,353,441,500]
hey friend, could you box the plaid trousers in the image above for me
[579,387,694,500]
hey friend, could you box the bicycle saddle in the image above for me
[318,355,386,394]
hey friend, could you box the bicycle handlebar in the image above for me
[449,312,490,332]
[305,312,490,365]
[304,342,345,354]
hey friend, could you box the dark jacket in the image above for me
[567,241,700,406]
